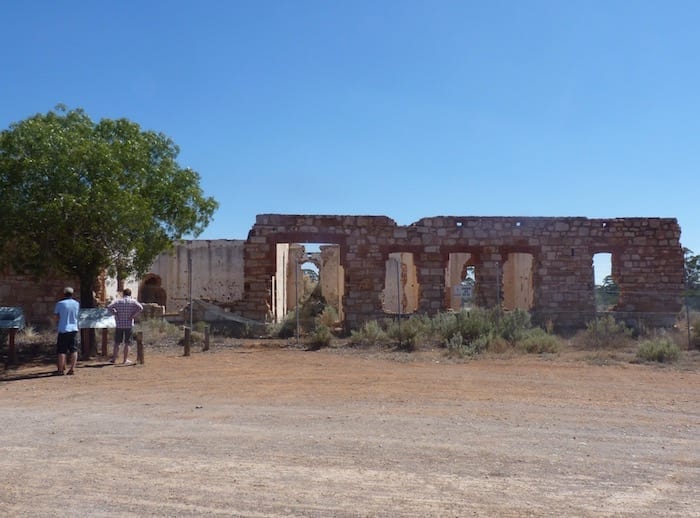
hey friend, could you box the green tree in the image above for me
[595,275,620,310]
[684,248,700,310]
[0,105,218,307]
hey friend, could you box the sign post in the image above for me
[0,307,25,366]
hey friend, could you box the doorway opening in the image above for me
[273,243,344,325]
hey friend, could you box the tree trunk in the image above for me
[79,270,99,358]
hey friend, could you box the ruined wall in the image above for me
[320,245,344,320]
[234,214,685,330]
[0,273,81,327]
[145,239,245,314]
[2,215,685,332]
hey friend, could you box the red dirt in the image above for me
[1,342,699,517]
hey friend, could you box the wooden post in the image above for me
[81,328,90,359]
[101,329,108,357]
[183,327,191,357]
[203,325,210,351]
[136,331,144,364]
[89,328,98,358]
[8,328,17,366]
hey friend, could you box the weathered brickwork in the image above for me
[2,214,685,332]
[233,214,685,330]
[0,273,82,327]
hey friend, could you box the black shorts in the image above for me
[57,331,79,354]
[114,328,133,345]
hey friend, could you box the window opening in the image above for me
[593,252,618,310]
[445,252,476,310]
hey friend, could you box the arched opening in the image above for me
[445,253,477,310]
[382,252,419,314]
[139,274,167,307]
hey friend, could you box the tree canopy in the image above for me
[684,248,700,310]
[0,105,218,306]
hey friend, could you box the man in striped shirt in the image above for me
[107,288,143,364]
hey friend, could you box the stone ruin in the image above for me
[1,214,686,331]
[233,214,685,331]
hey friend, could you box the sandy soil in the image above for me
[1,341,699,517]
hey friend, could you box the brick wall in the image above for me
[0,273,81,328]
[234,215,684,330]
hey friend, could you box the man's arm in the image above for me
[130,301,144,320]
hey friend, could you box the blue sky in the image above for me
[2,1,698,278]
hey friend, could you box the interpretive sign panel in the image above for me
[0,307,25,329]
[79,308,116,329]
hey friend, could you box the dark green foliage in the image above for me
[595,275,620,310]
[496,308,532,343]
[684,249,700,310]
[0,106,218,306]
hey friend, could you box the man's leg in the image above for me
[112,329,123,363]
[123,329,133,363]
[56,334,66,373]
[64,332,78,374]
[67,352,78,374]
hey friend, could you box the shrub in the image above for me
[446,332,490,357]
[307,324,332,349]
[267,311,298,338]
[349,320,388,346]
[496,309,532,343]
[385,316,426,351]
[137,319,183,342]
[317,306,340,328]
[636,337,681,363]
[517,327,562,354]
[583,315,633,348]
[445,308,495,344]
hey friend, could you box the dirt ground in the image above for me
[1,340,699,517]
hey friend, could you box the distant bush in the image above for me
[446,331,489,357]
[267,311,297,338]
[517,327,562,354]
[137,319,183,342]
[385,316,427,351]
[636,337,681,363]
[349,320,388,346]
[497,309,532,343]
[317,306,340,329]
[307,324,332,349]
[433,309,495,345]
[582,315,633,348]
